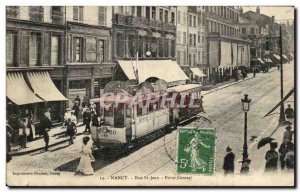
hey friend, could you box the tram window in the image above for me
[104,106,113,117]
[126,106,131,117]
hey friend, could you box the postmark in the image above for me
[177,127,215,175]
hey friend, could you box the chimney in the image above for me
[256,6,260,14]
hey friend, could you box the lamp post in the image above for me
[240,94,251,174]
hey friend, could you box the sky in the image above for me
[242,6,294,24]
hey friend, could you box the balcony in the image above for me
[114,14,176,33]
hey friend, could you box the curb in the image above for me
[203,77,254,96]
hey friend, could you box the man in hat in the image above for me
[279,140,294,170]
[283,126,293,143]
[66,118,76,145]
[72,102,80,119]
[223,146,235,175]
[83,108,91,133]
[74,95,81,106]
[265,142,279,172]
[285,104,294,124]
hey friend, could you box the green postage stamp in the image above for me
[177,127,215,175]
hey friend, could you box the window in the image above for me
[6,6,19,18]
[177,11,181,24]
[198,13,201,27]
[198,51,201,64]
[250,27,255,34]
[198,31,201,43]
[43,34,51,64]
[183,51,187,65]
[51,6,63,24]
[131,6,135,16]
[119,6,124,14]
[177,51,181,65]
[137,6,142,17]
[164,39,169,57]
[6,31,17,66]
[170,39,175,57]
[146,7,151,19]
[193,15,196,27]
[98,39,105,62]
[159,9,163,21]
[171,12,175,24]
[189,15,192,27]
[193,54,196,66]
[189,34,193,45]
[128,34,135,57]
[29,33,41,66]
[116,33,124,57]
[242,27,246,34]
[183,32,187,44]
[98,7,106,26]
[74,37,83,62]
[30,6,44,22]
[73,6,83,21]
[151,7,156,19]
[183,12,186,25]
[188,54,192,66]
[164,10,168,23]
[51,36,59,65]
[86,37,97,62]
[193,34,196,46]
[202,36,205,44]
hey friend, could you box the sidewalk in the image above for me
[9,123,86,156]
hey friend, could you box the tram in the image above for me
[90,79,202,153]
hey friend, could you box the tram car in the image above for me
[90,79,202,153]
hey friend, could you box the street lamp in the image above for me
[240,94,251,174]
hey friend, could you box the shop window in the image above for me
[151,7,156,20]
[6,31,17,67]
[19,31,29,66]
[73,6,83,22]
[51,35,60,65]
[74,37,83,62]
[51,6,63,24]
[86,37,97,62]
[98,6,106,26]
[146,7,150,19]
[29,33,41,66]
[137,6,142,17]
[137,36,143,57]
[6,6,19,19]
[29,6,44,22]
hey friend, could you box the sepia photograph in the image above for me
[5,4,295,187]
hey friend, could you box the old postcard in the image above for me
[6,5,295,187]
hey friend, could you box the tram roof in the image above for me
[166,84,202,93]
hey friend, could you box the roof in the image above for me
[117,60,188,84]
[6,72,44,105]
[190,68,207,77]
[167,84,201,93]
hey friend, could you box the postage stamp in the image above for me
[177,127,215,175]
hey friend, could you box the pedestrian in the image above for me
[72,102,80,119]
[75,95,81,107]
[282,126,293,143]
[240,158,251,174]
[279,139,294,170]
[66,118,76,145]
[253,66,256,77]
[285,104,294,124]
[223,146,235,175]
[63,108,72,128]
[19,118,28,149]
[284,149,294,170]
[83,108,91,133]
[25,109,35,141]
[91,111,99,128]
[76,136,94,176]
[277,64,280,71]
[40,113,52,151]
[90,102,96,115]
[264,142,279,172]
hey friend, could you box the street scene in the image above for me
[6,6,294,187]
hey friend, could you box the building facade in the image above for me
[205,6,250,81]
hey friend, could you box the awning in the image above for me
[167,84,201,93]
[27,71,68,101]
[257,58,265,64]
[264,58,273,63]
[117,60,188,84]
[273,54,281,60]
[190,68,207,77]
[282,55,288,60]
[6,72,44,105]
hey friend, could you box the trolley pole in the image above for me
[279,26,286,124]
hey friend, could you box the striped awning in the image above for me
[27,71,68,102]
[6,72,44,105]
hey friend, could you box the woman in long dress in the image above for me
[76,136,94,175]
